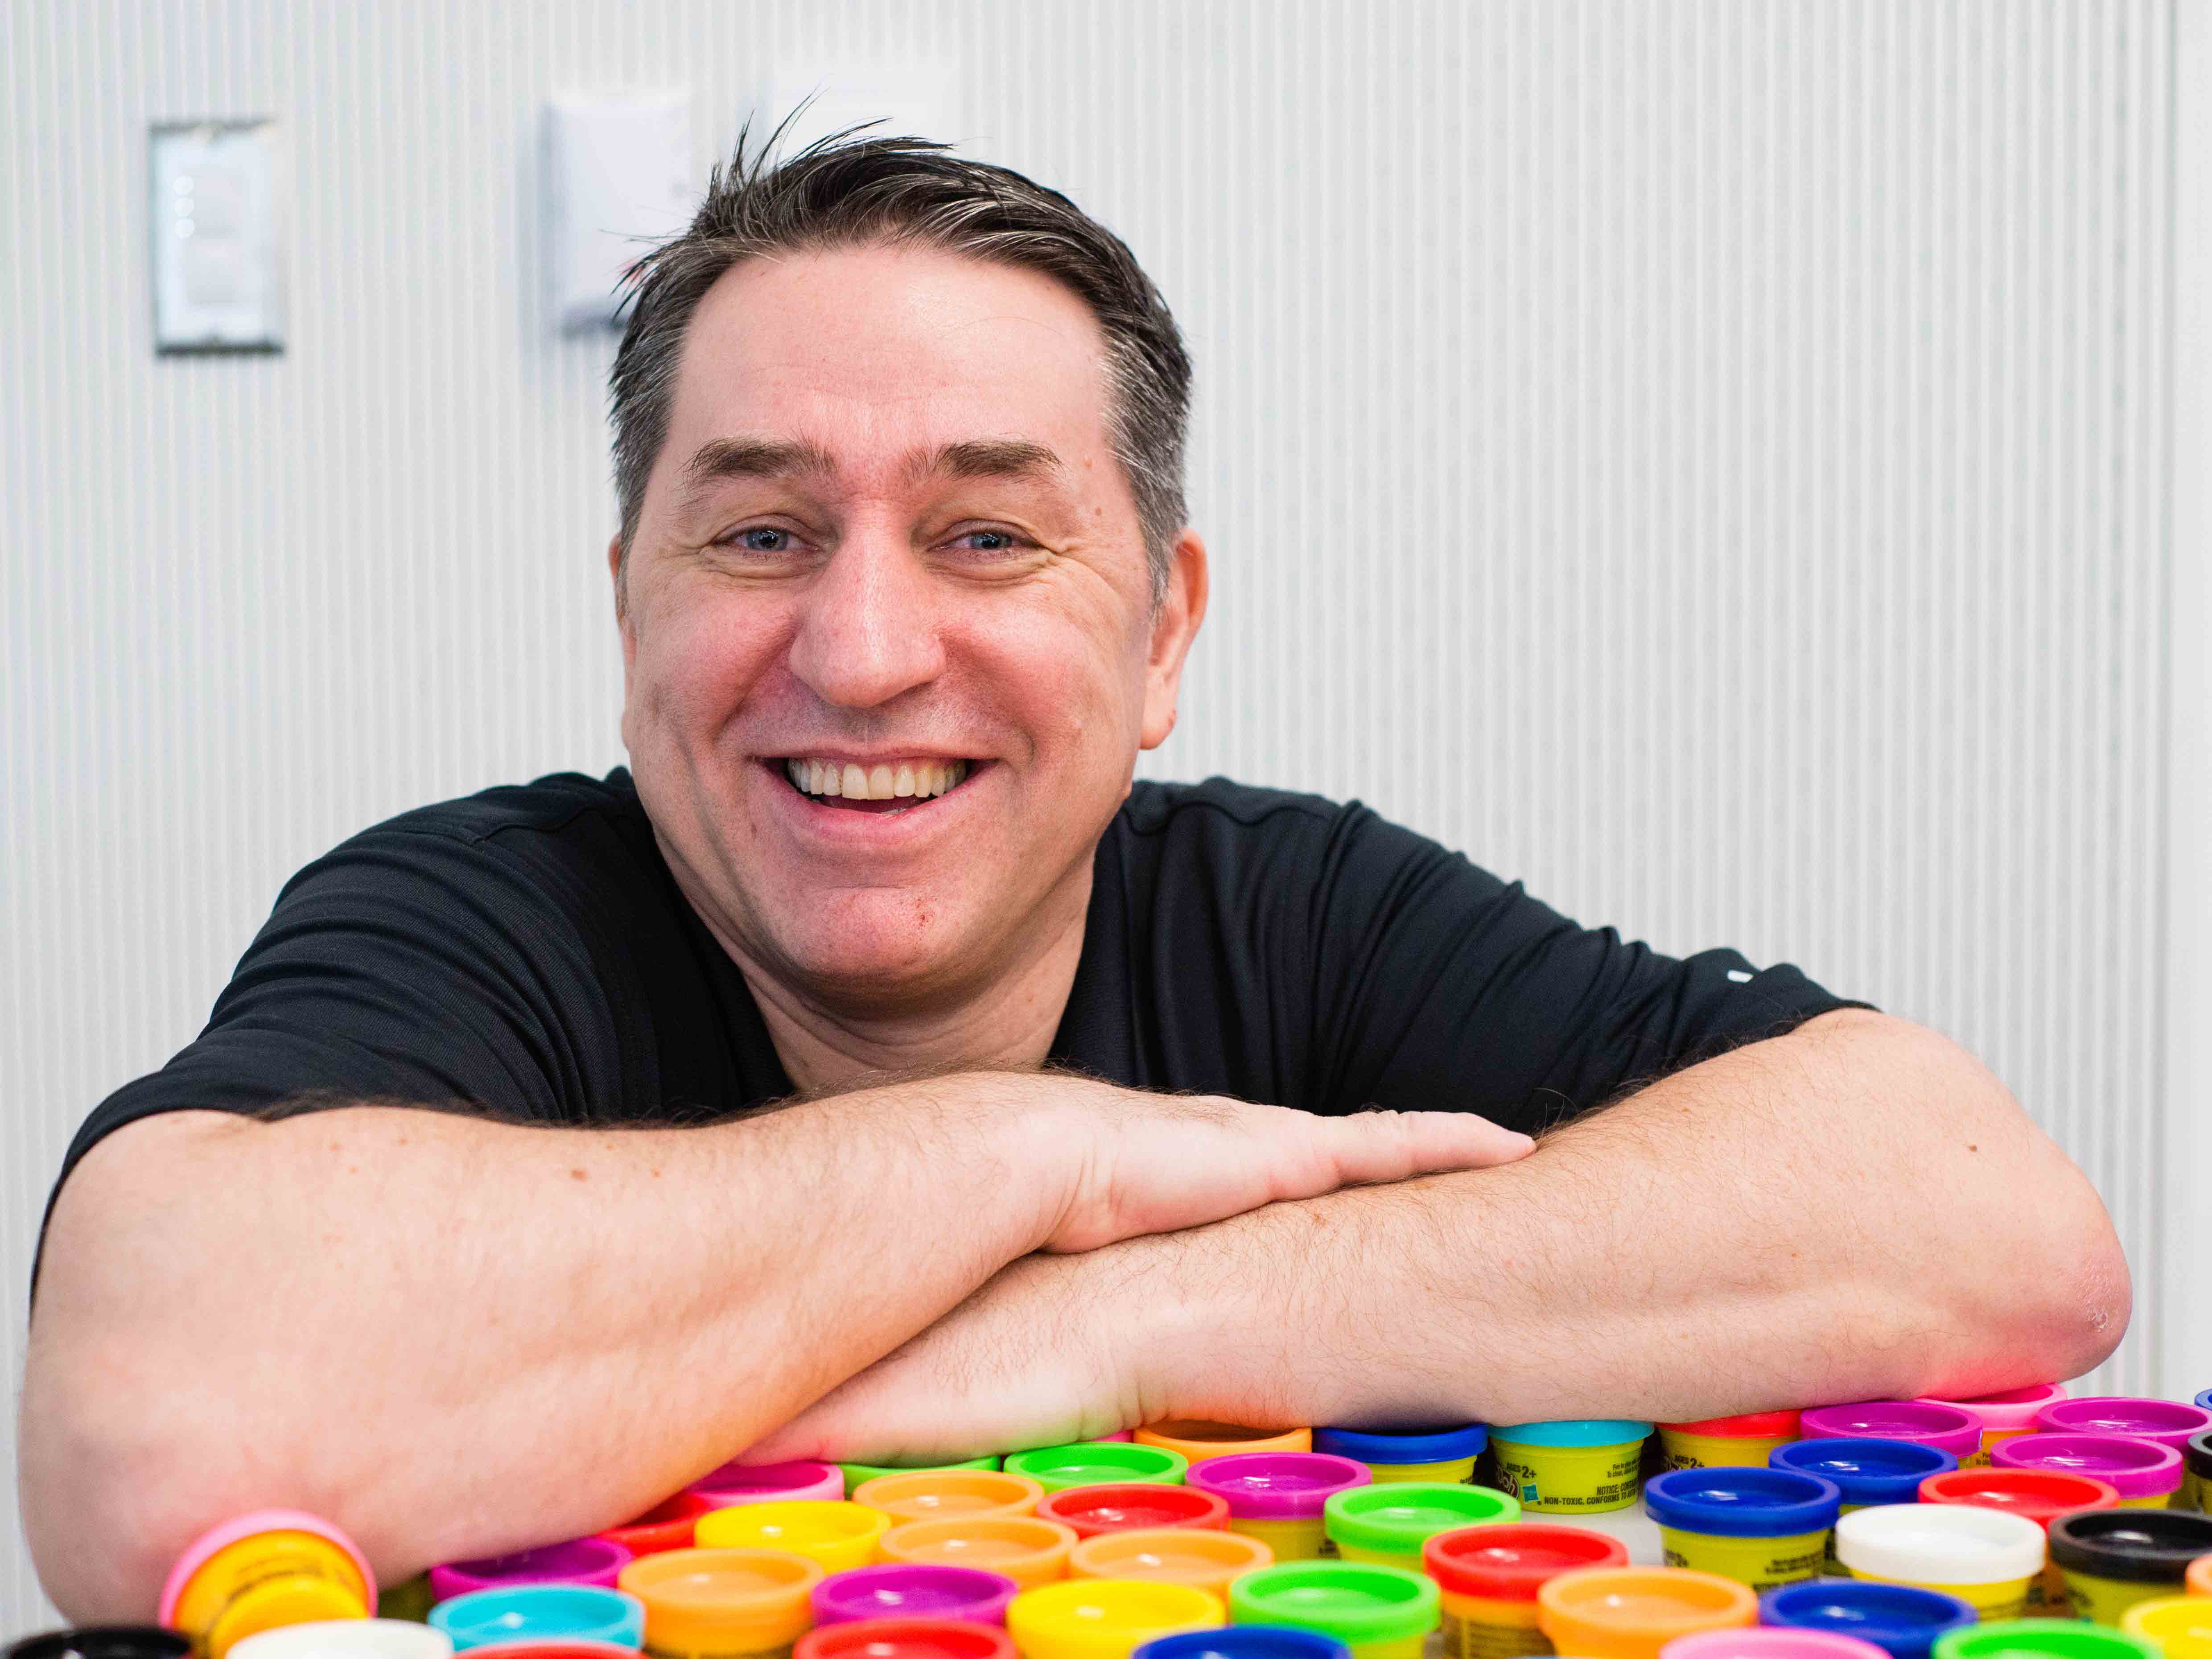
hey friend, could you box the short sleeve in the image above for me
[1301,805,1868,1132]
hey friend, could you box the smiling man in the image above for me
[21,136,2127,1618]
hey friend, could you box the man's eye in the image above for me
[953,529,1022,552]
[737,527,791,552]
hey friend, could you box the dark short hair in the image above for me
[608,128,1192,604]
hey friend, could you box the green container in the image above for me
[1322,1481,1520,1566]
[1228,1562,1440,1659]
[836,1455,1000,1496]
[1932,1620,2163,1659]
[1002,1441,1188,1493]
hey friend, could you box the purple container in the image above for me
[428,1537,632,1602]
[1992,1431,2186,1502]
[811,1564,1019,1627]
[1185,1452,1371,1519]
[688,1458,844,1507]
[1797,1402,1981,1460]
[2034,1396,2212,1455]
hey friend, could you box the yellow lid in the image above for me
[854,1471,1045,1523]
[1006,1577,1222,1659]
[619,1547,823,1655]
[2122,1596,2212,1659]
[205,1578,368,1659]
[881,1517,1078,1589]
[695,1502,889,1574]
[170,1528,373,1659]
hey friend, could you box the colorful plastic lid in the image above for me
[1133,1630,1349,1659]
[690,1459,845,1506]
[2121,1597,2212,1659]
[1137,1424,1315,1460]
[597,1491,714,1557]
[1006,1579,1223,1659]
[1655,1412,1801,1440]
[1038,1484,1232,1539]
[2198,1389,2212,1412]
[878,1516,1079,1581]
[1489,1420,1654,1448]
[1916,1386,2068,1433]
[428,1540,631,1603]
[1068,1527,1273,1590]
[1321,1482,1517,1555]
[1835,1506,2046,1586]
[2046,1509,2212,1583]
[1660,1631,1889,1659]
[159,1510,378,1627]
[1771,1440,1957,1506]
[1533,1566,1757,1647]
[2191,1555,2212,1597]
[853,1471,1044,1523]
[2035,1397,2212,1453]
[427,1585,644,1652]
[1991,1434,2184,1500]
[839,1457,1001,1493]
[1310,1424,1488,1464]
[1757,1580,1977,1659]
[694,1500,889,1563]
[1643,1469,1840,1539]
[465,1646,637,1659]
[809,1563,1018,1627]
[616,1548,822,1651]
[2189,1431,2212,1481]
[1187,1454,1371,1521]
[4,1630,192,1659]
[1930,1621,2161,1659]
[796,1617,1017,1659]
[1227,1562,1440,1646]
[1797,1404,1981,1458]
[1002,1443,1190,1493]
[1917,1467,2119,1526]
[1421,1523,1628,1602]
[226,1626,453,1659]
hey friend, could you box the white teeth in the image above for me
[894,764,916,797]
[786,758,970,801]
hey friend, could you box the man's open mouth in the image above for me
[779,757,976,814]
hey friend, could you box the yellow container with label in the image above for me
[160,1510,376,1659]
[1424,1522,1629,1659]
[619,1546,821,1659]
[1655,1414,1802,1474]
[1834,1504,2045,1623]
[1187,1453,1372,1564]
[1312,1427,1491,1489]
[1490,1422,1652,1517]
[1644,1466,1839,1594]
[2048,1509,2212,1627]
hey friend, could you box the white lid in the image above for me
[1834,1503,2045,1585]
[228,1622,455,1659]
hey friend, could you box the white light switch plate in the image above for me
[149,119,285,353]
[544,90,695,332]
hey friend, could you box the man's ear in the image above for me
[1140,529,1209,750]
[609,534,637,753]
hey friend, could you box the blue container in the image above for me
[1136,1632,1352,1659]
[1770,1438,1957,1506]
[2196,1388,2211,1413]
[428,1585,645,1652]
[1759,1579,1977,1659]
[1311,1424,1488,1468]
[1645,1467,1843,1537]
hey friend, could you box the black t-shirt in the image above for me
[52,770,1858,1213]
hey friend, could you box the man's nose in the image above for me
[786,526,947,710]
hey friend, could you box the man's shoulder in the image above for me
[359,768,647,850]
[1117,775,1358,840]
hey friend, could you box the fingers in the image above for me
[1309,1109,1536,1190]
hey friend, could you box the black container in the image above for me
[2048,1506,2212,1581]
[6,1629,191,1659]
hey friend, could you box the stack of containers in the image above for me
[1917,1466,2119,1614]
[1770,1440,1959,1571]
[1915,1388,2069,1468]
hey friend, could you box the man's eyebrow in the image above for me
[917,439,1066,482]
[676,436,840,507]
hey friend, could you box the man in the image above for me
[21,135,2126,1619]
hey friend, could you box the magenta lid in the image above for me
[1991,1432,2185,1499]
[1662,1631,1891,1659]
[811,1564,1019,1627]
[688,1459,844,1506]
[1797,1402,1980,1458]
[2033,1397,2212,1453]
[1185,1453,1371,1519]
[1917,1384,2067,1433]
[428,1538,632,1602]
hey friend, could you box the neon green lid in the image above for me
[1932,1622,2162,1659]
[1323,1482,1520,1555]
[1002,1442,1188,1493]
[837,1455,999,1494]
[1228,1562,1442,1645]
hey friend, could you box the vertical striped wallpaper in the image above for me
[0,0,2175,1632]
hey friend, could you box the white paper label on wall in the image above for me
[754,60,964,158]
[149,119,285,353]
[543,90,695,332]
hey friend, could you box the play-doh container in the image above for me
[1656,1415,1802,1474]
[1003,1446,1190,1496]
[854,1474,1044,1525]
[2046,1510,2212,1626]
[1993,1438,2185,1511]
[161,1510,378,1659]
[226,1626,452,1659]
[617,1548,824,1659]
[2035,1400,2212,1461]
[2186,1434,2212,1515]
[1928,1622,2160,1659]
[1187,1454,1372,1562]
[428,1586,645,1652]
[1918,1390,2071,1467]
[808,1564,1017,1627]
[1800,1408,1981,1465]
[878,1518,1079,1589]
[1491,1423,1654,1516]
[604,1495,719,1559]
[1533,1566,1757,1659]
[838,1461,1001,1497]
[1137,1425,1314,1461]
[433,1543,633,1604]
[2199,1392,2212,1415]
[1227,1562,1438,1659]
[5,1632,192,1659]
[1919,1468,2120,1614]
[1006,1579,1222,1659]
[1068,1530,1272,1600]
[1771,1440,1958,1569]
[465,1644,640,1659]
[1132,1630,1350,1659]
[2191,1554,2212,1596]
[1756,1581,1977,1659]
[1834,1506,2045,1622]
[693,1466,847,1511]
[2121,1596,2212,1659]
[1321,1482,1519,1568]
[1642,1469,1840,1592]
[1037,1485,1230,1540]
[1659,1630,1887,1659]
[1311,1427,1491,1488]
[797,1619,1015,1659]
[1421,1522,1629,1659]
[696,1505,889,1575]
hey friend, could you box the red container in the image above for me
[1033,1483,1231,1540]
[796,1618,1017,1659]
[1919,1466,2121,1526]
[598,1490,715,1557]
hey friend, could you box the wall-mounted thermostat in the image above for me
[149,119,285,354]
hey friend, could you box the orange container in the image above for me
[1066,1527,1273,1599]
[1134,1424,1314,1461]
[855,1472,1045,1524]
[1534,1566,1756,1659]
[878,1516,1077,1589]
[2190,1555,2212,1597]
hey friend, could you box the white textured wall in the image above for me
[0,0,2177,1634]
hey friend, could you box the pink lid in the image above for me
[1797,1401,1981,1458]
[427,1537,632,1602]
[688,1459,845,1507]
[2034,1396,2212,1454]
[1917,1383,2068,1433]
[1991,1432,2186,1499]
[1185,1452,1371,1519]
[1663,1633,1889,1659]
[158,1509,377,1626]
